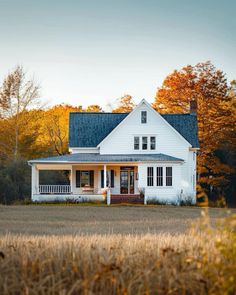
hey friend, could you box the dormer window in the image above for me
[141,111,147,123]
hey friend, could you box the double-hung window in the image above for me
[141,111,147,123]
[76,170,94,187]
[156,167,163,186]
[166,167,172,186]
[142,136,148,150]
[150,136,156,150]
[147,167,154,186]
[134,136,140,150]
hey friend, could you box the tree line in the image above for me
[0,62,235,205]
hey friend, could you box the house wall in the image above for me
[138,160,196,203]
[98,101,196,202]
[138,163,182,203]
[69,147,99,154]
[99,102,191,159]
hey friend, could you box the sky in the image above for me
[0,0,235,109]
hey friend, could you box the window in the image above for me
[134,136,140,150]
[141,111,147,123]
[156,167,163,186]
[150,136,156,150]
[76,170,94,187]
[142,136,148,150]
[147,167,153,186]
[166,167,172,186]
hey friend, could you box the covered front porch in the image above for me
[31,163,140,204]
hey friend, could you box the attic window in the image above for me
[141,111,147,123]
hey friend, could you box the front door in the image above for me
[120,169,134,194]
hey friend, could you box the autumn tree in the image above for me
[86,105,102,112]
[0,65,40,159]
[153,61,233,200]
[38,104,82,156]
[113,94,135,113]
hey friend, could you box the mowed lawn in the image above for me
[0,205,232,235]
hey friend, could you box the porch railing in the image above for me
[39,185,71,194]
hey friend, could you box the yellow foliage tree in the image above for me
[113,94,135,113]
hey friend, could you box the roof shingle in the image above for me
[69,112,199,148]
[29,153,184,164]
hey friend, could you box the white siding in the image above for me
[32,194,104,202]
[99,102,191,161]
[138,163,183,203]
[69,147,99,154]
[97,101,196,203]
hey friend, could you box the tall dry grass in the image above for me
[0,212,235,294]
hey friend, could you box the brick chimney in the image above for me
[190,100,197,114]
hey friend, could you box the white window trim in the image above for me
[145,165,174,188]
[133,135,157,151]
[134,136,140,150]
[141,110,147,124]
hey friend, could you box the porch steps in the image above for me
[111,194,144,204]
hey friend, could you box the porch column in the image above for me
[70,166,73,194]
[103,164,107,188]
[31,164,39,198]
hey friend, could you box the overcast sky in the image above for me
[0,0,235,109]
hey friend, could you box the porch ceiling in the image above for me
[28,153,184,165]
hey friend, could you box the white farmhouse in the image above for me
[28,99,199,204]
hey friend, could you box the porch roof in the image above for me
[28,153,184,164]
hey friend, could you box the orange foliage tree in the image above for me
[153,61,234,201]
[113,95,135,113]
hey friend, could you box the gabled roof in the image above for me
[69,112,128,147]
[69,112,199,148]
[162,114,199,148]
[28,153,184,164]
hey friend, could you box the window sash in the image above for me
[142,136,148,150]
[134,137,140,150]
[141,111,147,123]
[156,167,163,186]
[147,167,154,186]
[76,170,94,188]
[150,136,156,150]
[166,167,172,186]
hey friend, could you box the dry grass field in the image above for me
[0,205,232,235]
[0,205,235,294]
